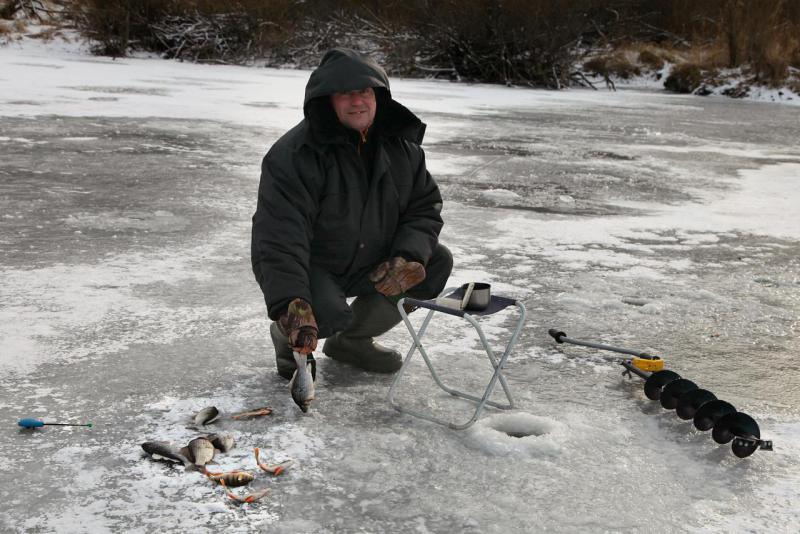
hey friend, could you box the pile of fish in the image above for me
[141,433,232,470]
[141,405,292,504]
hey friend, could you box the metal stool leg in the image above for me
[388,297,526,430]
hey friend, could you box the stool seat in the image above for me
[388,287,526,430]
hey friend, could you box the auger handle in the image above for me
[548,327,657,359]
[548,329,566,343]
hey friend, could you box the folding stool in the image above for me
[388,286,526,430]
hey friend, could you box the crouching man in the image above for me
[251,48,452,379]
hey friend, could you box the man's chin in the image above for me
[345,120,372,131]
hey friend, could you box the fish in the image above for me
[230,406,273,420]
[206,433,235,453]
[254,447,293,476]
[194,406,220,427]
[259,460,293,476]
[224,487,270,504]
[184,437,215,467]
[206,470,255,488]
[289,351,315,412]
[141,441,192,468]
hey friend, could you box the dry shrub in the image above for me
[637,49,663,69]
[583,52,641,79]
[582,56,606,74]
[67,0,297,59]
[720,0,800,83]
[30,24,58,40]
[55,0,800,89]
[629,1,799,87]
[0,19,10,35]
[682,42,728,70]
[752,38,798,86]
[619,42,675,65]
[405,0,605,87]
[664,63,706,93]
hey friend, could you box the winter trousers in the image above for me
[310,243,453,339]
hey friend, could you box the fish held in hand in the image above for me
[141,441,192,467]
[289,350,315,413]
[193,406,220,427]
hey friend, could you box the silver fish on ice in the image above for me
[141,441,192,468]
[193,406,220,427]
[206,433,235,453]
[289,351,315,412]
[184,437,215,467]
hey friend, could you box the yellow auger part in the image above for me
[632,356,664,372]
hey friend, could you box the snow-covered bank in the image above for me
[613,65,800,107]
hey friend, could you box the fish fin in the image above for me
[308,357,317,382]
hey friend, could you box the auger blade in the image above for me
[643,370,681,401]
[693,400,736,431]
[675,389,716,420]
[712,412,759,445]
[660,378,698,410]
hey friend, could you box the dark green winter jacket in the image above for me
[251,48,444,320]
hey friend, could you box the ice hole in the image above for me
[505,430,534,438]
[487,414,555,438]
[466,413,565,456]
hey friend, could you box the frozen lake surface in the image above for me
[1,43,799,533]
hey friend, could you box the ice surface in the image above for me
[1,39,799,533]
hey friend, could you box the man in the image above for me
[251,48,452,380]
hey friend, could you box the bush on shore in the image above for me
[664,63,705,93]
[14,0,798,92]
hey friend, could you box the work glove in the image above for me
[369,257,426,297]
[278,298,318,354]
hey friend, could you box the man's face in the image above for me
[330,87,376,132]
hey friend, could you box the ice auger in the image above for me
[549,328,773,458]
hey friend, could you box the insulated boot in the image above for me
[322,293,403,373]
[270,322,315,381]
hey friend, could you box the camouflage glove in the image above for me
[278,298,318,354]
[369,257,426,297]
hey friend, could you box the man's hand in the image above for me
[369,257,426,297]
[278,298,318,354]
